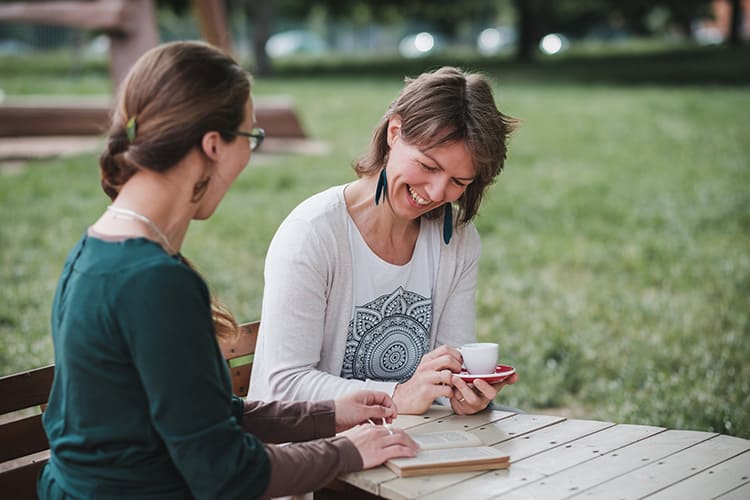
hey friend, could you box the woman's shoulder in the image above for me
[72,235,208,304]
[288,184,346,219]
[278,184,349,237]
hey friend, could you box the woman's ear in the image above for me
[386,114,402,147]
[200,131,222,161]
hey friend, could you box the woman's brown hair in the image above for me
[353,66,517,224]
[99,41,251,339]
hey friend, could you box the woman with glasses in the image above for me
[249,67,519,416]
[39,41,417,500]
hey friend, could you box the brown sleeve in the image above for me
[261,435,363,498]
[241,399,336,443]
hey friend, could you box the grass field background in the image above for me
[1,43,748,438]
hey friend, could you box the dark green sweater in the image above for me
[40,234,269,499]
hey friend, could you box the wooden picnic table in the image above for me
[339,406,750,499]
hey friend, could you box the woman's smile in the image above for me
[407,185,431,207]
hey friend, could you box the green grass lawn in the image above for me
[1,44,748,438]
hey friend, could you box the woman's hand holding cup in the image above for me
[449,342,518,415]
[450,370,519,415]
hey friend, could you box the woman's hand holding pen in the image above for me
[341,423,419,469]
[334,391,418,468]
[333,390,398,433]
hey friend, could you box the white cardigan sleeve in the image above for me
[432,221,481,351]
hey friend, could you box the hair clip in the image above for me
[126,116,137,143]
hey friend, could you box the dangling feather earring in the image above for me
[443,203,453,244]
[375,168,388,205]
[191,175,212,203]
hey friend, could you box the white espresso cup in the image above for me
[459,342,499,375]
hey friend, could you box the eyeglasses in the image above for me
[229,127,265,151]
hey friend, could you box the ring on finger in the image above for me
[457,397,466,402]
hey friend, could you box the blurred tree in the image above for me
[139,0,727,68]
[154,0,272,74]
[511,0,715,61]
[514,0,540,61]
[242,0,272,76]
[728,0,744,46]
[614,0,713,36]
[275,0,494,37]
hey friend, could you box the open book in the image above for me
[385,430,510,477]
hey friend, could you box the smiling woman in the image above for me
[249,66,519,418]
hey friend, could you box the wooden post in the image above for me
[192,0,232,53]
[108,0,159,90]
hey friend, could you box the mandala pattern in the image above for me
[341,287,432,382]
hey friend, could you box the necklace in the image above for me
[106,205,176,255]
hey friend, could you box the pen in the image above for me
[383,418,394,436]
[368,418,394,436]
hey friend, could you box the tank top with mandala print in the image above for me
[341,216,440,383]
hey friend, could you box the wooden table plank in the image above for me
[418,419,615,500]
[715,480,750,499]
[405,409,516,436]
[341,467,401,496]
[390,407,455,430]
[612,444,750,500]
[377,414,567,500]
[420,465,547,500]
[467,413,567,446]
[427,424,665,500]
[495,429,717,499]
[512,423,666,476]
[381,469,498,500]
[496,419,615,462]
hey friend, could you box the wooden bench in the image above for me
[0,1,308,143]
[0,98,308,139]
[0,364,54,500]
[0,321,259,499]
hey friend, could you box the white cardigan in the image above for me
[248,185,480,402]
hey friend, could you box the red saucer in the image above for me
[456,365,515,384]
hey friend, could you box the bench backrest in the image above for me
[0,364,54,499]
[0,320,259,499]
[218,321,260,397]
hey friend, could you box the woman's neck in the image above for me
[344,177,420,266]
[93,170,194,254]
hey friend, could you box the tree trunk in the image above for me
[245,0,272,76]
[192,0,232,53]
[728,0,743,46]
[515,0,536,62]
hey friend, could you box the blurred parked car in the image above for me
[265,30,328,59]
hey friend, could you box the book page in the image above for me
[411,431,484,450]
